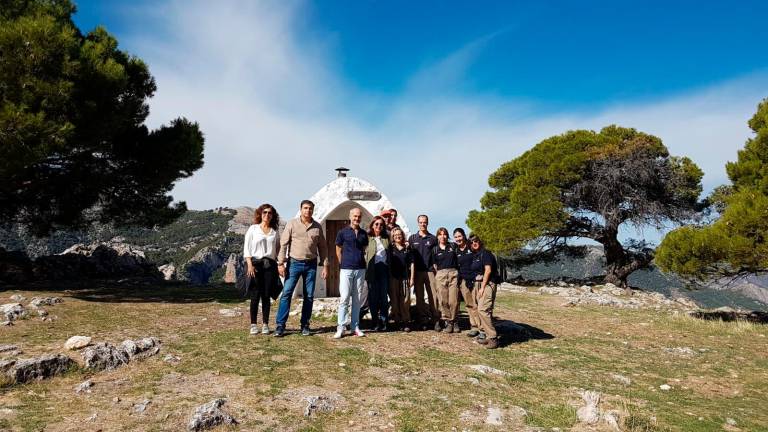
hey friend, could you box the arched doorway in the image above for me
[323,201,374,297]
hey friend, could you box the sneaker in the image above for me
[249,324,259,335]
[453,322,461,333]
[301,327,311,336]
[333,325,344,339]
[466,329,479,337]
[273,327,285,337]
[402,326,411,333]
[485,338,499,349]
[380,323,388,332]
[261,324,270,335]
[354,327,366,337]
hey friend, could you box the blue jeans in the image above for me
[275,259,317,329]
[369,262,390,325]
[338,268,365,330]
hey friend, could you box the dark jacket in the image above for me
[365,235,391,282]
[236,256,282,300]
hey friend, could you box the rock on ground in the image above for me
[64,336,92,350]
[133,399,151,413]
[577,390,601,425]
[0,344,18,353]
[218,308,243,318]
[29,297,62,307]
[4,354,74,384]
[663,346,696,357]
[121,337,161,360]
[9,294,25,302]
[188,398,238,431]
[469,364,509,376]
[75,379,94,394]
[303,395,336,417]
[1,303,27,321]
[83,343,130,371]
[485,407,504,425]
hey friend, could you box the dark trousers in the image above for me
[368,262,390,325]
[249,259,277,324]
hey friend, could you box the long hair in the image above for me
[436,227,449,242]
[253,203,280,229]
[368,216,387,237]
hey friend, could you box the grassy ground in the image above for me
[0,282,766,431]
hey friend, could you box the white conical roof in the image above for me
[304,175,410,234]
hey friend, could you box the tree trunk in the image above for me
[600,230,633,289]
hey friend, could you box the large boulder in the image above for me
[82,343,130,371]
[5,354,75,384]
[1,303,27,322]
[188,399,238,431]
[158,263,177,281]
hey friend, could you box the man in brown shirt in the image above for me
[274,200,329,337]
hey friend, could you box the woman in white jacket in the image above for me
[243,204,281,335]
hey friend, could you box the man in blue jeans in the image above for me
[275,200,329,337]
[333,208,368,339]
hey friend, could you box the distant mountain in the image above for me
[504,246,768,311]
[2,211,766,310]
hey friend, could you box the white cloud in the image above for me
[127,1,768,240]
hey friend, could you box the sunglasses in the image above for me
[373,222,383,226]
[262,210,273,215]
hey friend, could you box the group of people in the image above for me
[242,199,501,349]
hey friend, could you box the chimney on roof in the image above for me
[335,167,349,178]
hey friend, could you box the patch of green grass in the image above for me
[525,403,577,428]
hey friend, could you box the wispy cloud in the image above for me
[128,1,768,239]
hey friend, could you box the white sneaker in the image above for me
[261,324,270,335]
[333,325,344,339]
[354,327,366,337]
[249,324,259,335]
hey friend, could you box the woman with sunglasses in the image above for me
[388,227,413,332]
[365,215,390,331]
[469,234,501,349]
[243,204,281,335]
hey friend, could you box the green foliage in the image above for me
[657,100,768,278]
[0,0,204,235]
[468,125,703,285]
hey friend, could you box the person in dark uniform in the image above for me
[388,227,413,332]
[432,227,459,333]
[408,215,438,330]
[453,228,479,336]
[469,234,501,349]
[365,216,390,332]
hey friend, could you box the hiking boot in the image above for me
[333,325,344,339]
[445,322,454,334]
[249,324,259,335]
[261,324,270,335]
[453,322,461,333]
[434,320,443,332]
[301,327,311,336]
[485,338,499,349]
[273,326,285,337]
[466,329,479,337]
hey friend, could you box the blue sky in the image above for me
[71,1,768,242]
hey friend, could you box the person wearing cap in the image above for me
[274,200,329,337]
[453,228,480,336]
[407,215,439,329]
[469,234,501,349]
[432,227,459,333]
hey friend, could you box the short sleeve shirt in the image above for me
[389,245,412,280]
[432,244,458,270]
[408,232,437,271]
[455,244,475,282]
[470,249,500,283]
[335,226,368,270]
